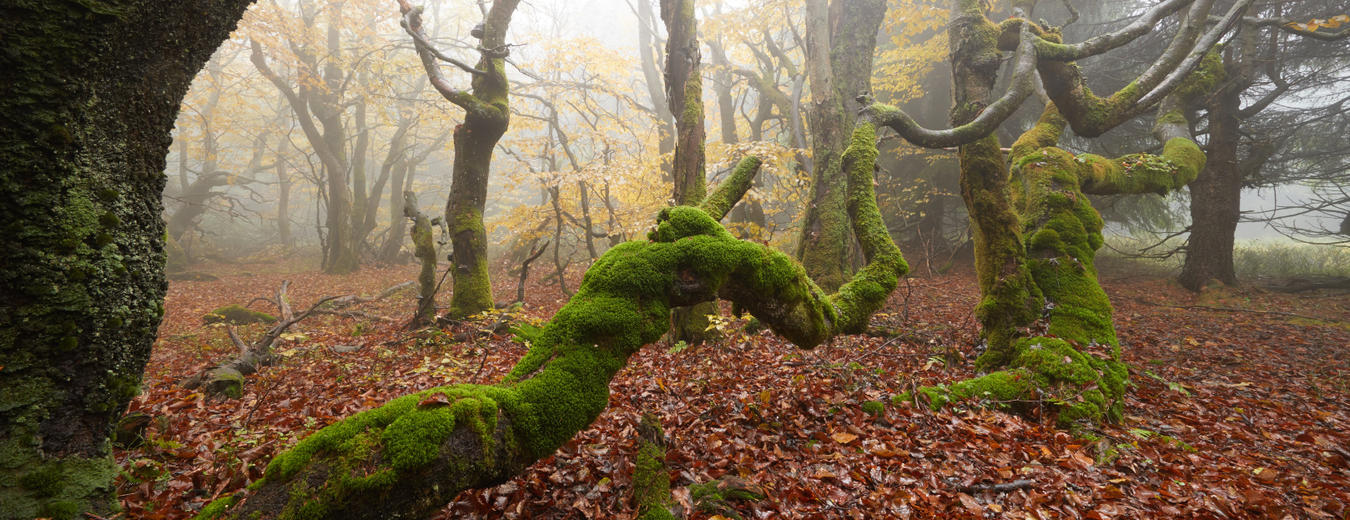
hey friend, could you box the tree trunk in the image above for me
[399,0,520,318]
[377,160,411,263]
[662,0,706,206]
[276,148,292,247]
[946,1,1040,359]
[316,4,359,274]
[1179,52,1242,291]
[248,5,359,275]
[406,192,438,328]
[796,0,887,292]
[444,109,505,316]
[660,0,719,344]
[0,1,253,517]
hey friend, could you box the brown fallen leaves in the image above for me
[115,259,1350,519]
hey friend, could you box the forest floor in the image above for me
[115,257,1350,519]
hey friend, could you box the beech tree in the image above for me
[862,0,1241,424]
[795,0,888,291]
[399,0,521,318]
[0,2,255,516]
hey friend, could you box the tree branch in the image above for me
[858,22,1037,149]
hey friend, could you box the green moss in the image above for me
[699,155,762,220]
[202,305,277,325]
[223,201,903,517]
[632,415,674,520]
[446,206,494,319]
[920,338,1126,425]
[206,368,244,399]
[1173,50,1225,102]
[196,495,239,520]
[689,477,766,519]
[1,454,119,520]
[860,400,885,416]
[830,123,909,333]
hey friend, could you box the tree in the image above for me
[249,1,363,274]
[659,0,724,344]
[634,0,678,178]
[858,0,1240,424]
[796,0,889,291]
[1179,6,1350,289]
[0,1,255,517]
[399,0,521,318]
[197,125,905,520]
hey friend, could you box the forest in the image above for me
[1,0,1349,518]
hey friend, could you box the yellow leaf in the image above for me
[831,432,859,444]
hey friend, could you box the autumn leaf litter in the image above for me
[118,260,1350,519]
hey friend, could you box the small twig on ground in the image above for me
[244,373,284,428]
[470,344,491,384]
[955,479,1035,493]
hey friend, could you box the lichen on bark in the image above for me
[1,1,255,517]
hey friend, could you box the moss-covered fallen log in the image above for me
[200,134,905,519]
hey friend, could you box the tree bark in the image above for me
[660,0,719,344]
[1178,84,1241,291]
[661,0,706,206]
[1179,40,1246,291]
[249,17,360,274]
[796,0,887,292]
[405,192,439,328]
[0,1,254,517]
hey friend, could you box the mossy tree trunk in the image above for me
[947,0,1041,364]
[199,141,905,520]
[920,104,1204,425]
[796,0,888,292]
[0,1,255,517]
[660,0,718,344]
[400,0,520,319]
[862,0,1224,424]
[405,192,439,328]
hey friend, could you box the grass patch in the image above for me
[1099,235,1350,279]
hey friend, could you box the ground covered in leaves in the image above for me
[116,257,1350,519]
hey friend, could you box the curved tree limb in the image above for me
[1040,0,1252,137]
[199,127,905,520]
[398,2,494,114]
[1002,0,1191,61]
[699,156,763,220]
[857,22,1037,149]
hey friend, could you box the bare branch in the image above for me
[859,23,1037,149]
